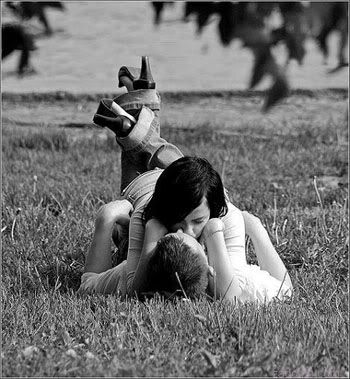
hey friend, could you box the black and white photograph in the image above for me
[1,1,348,377]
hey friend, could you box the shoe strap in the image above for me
[94,98,136,124]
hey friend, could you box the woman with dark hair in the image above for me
[144,156,228,232]
[79,60,292,303]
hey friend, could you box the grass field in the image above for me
[1,90,349,377]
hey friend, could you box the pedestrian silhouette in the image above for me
[6,1,65,36]
[2,23,37,77]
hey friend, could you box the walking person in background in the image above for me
[5,1,66,36]
[79,57,293,303]
[2,23,37,77]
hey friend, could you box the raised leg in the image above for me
[94,58,184,192]
[116,105,183,191]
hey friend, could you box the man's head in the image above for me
[147,232,209,299]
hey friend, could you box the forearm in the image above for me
[128,219,167,296]
[244,211,293,289]
[203,219,242,300]
[84,218,115,273]
[128,246,154,296]
[250,230,293,288]
[206,232,242,300]
[84,200,133,274]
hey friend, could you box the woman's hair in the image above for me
[144,156,228,229]
[146,234,209,299]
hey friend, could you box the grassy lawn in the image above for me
[1,91,348,377]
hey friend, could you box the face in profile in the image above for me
[168,197,210,240]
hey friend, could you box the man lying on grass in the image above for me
[79,199,210,300]
[78,58,293,303]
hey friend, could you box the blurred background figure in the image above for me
[5,1,65,36]
[307,2,348,72]
[151,1,174,25]
[2,2,347,99]
[271,2,307,65]
[168,2,293,111]
[2,23,37,77]
[151,1,348,111]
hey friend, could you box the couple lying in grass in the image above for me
[78,62,293,304]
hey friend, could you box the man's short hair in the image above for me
[146,234,209,299]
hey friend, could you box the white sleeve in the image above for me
[221,202,247,266]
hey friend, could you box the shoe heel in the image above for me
[133,56,156,90]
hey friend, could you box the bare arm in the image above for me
[202,218,243,301]
[243,211,293,290]
[128,218,167,296]
[221,202,247,266]
[84,200,133,273]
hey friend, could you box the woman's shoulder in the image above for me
[222,201,243,222]
[227,201,241,212]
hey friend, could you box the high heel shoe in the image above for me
[118,66,140,89]
[93,98,135,137]
[118,56,156,90]
[134,56,156,89]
